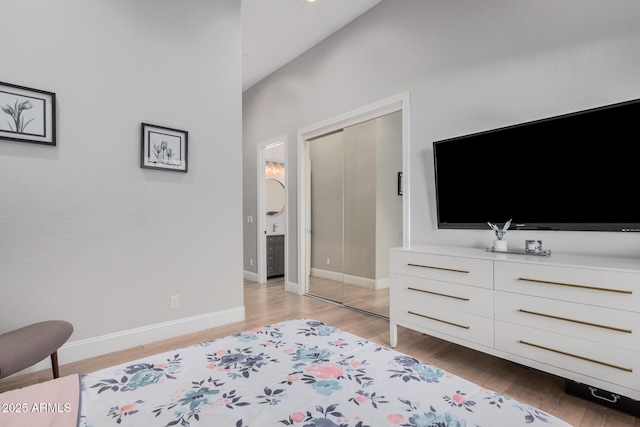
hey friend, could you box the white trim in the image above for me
[309,269,383,291]
[244,269,259,282]
[310,267,344,283]
[297,91,411,295]
[257,135,287,284]
[284,277,299,294]
[343,274,376,290]
[15,307,245,377]
[375,278,390,290]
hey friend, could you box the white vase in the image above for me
[494,240,507,252]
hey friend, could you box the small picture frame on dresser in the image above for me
[525,240,543,254]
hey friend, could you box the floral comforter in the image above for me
[79,319,572,426]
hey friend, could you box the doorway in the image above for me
[297,92,410,316]
[257,136,287,285]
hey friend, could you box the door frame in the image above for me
[296,91,411,295]
[257,135,287,284]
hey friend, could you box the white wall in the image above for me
[243,0,640,288]
[0,0,243,365]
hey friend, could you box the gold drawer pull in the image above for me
[519,309,632,334]
[518,277,632,295]
[408,287,470,301]
[408,311,470,329]
[519,340,633,373]
[407,263,470,274]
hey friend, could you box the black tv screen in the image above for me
[433,98,640,232]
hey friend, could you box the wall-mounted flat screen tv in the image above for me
[433,98,640,232]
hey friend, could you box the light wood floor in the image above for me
[1,278,638,426]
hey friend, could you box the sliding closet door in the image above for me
[306,111,402,318]
[307,131,345,304]
[342,112,402,317]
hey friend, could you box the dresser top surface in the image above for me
[393,245,640,273]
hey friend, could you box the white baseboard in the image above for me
[16,307,245,377]
[343,274,375,290]
[375,278,389,290]
[310,268,344,283]
[312,268,388,290]
[244,270,259,282]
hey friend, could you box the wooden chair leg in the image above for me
[51,351,60,379]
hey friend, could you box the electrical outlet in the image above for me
[250,259,254,266]
[326,257,331,265]
[170,295,180,309]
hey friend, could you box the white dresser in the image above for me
[390,245,640,401]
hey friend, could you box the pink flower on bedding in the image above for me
[305,364,343,379]
[356,395,368,404]
[291,411,305,423]
[282,348,294,354]
[451,393,465,405]
[349,359,362,368]
[388,413,404,424]
[120,403,136,414]
[287,374,300,382]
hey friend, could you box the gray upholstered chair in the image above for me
[0,320,73,380]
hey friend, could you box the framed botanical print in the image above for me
[0,81,56,146]
[141,123,188,173]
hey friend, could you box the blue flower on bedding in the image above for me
[306,320,325,328]
[294,346,334,363]
[123,363,155,374]
[304,418,342,427]
[220,352,247,365]
[243,354,268,369]
[178,386,220,411]
[315,325,337,336]
[312,380,343,396]
[412,363,445,383]
[208,348,278,379]
[235,333,259,343]
[389,356,445,384]
[409,411,466,427]
[394,355,419,367]
[89,355,182,394]
[298,321,338,337]
[123,369,164,390]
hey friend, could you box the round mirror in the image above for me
[266,179,285,216]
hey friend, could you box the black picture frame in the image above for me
[141,123,188,173]
[0,81,56,146]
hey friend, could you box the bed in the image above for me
[2,318,572,426]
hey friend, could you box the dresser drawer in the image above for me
[495,291,640,352]
[495,321,639,393]
[495,261,639,312]
[394,275,493,318]
[395,295,494,347]
[393,251,493,289]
